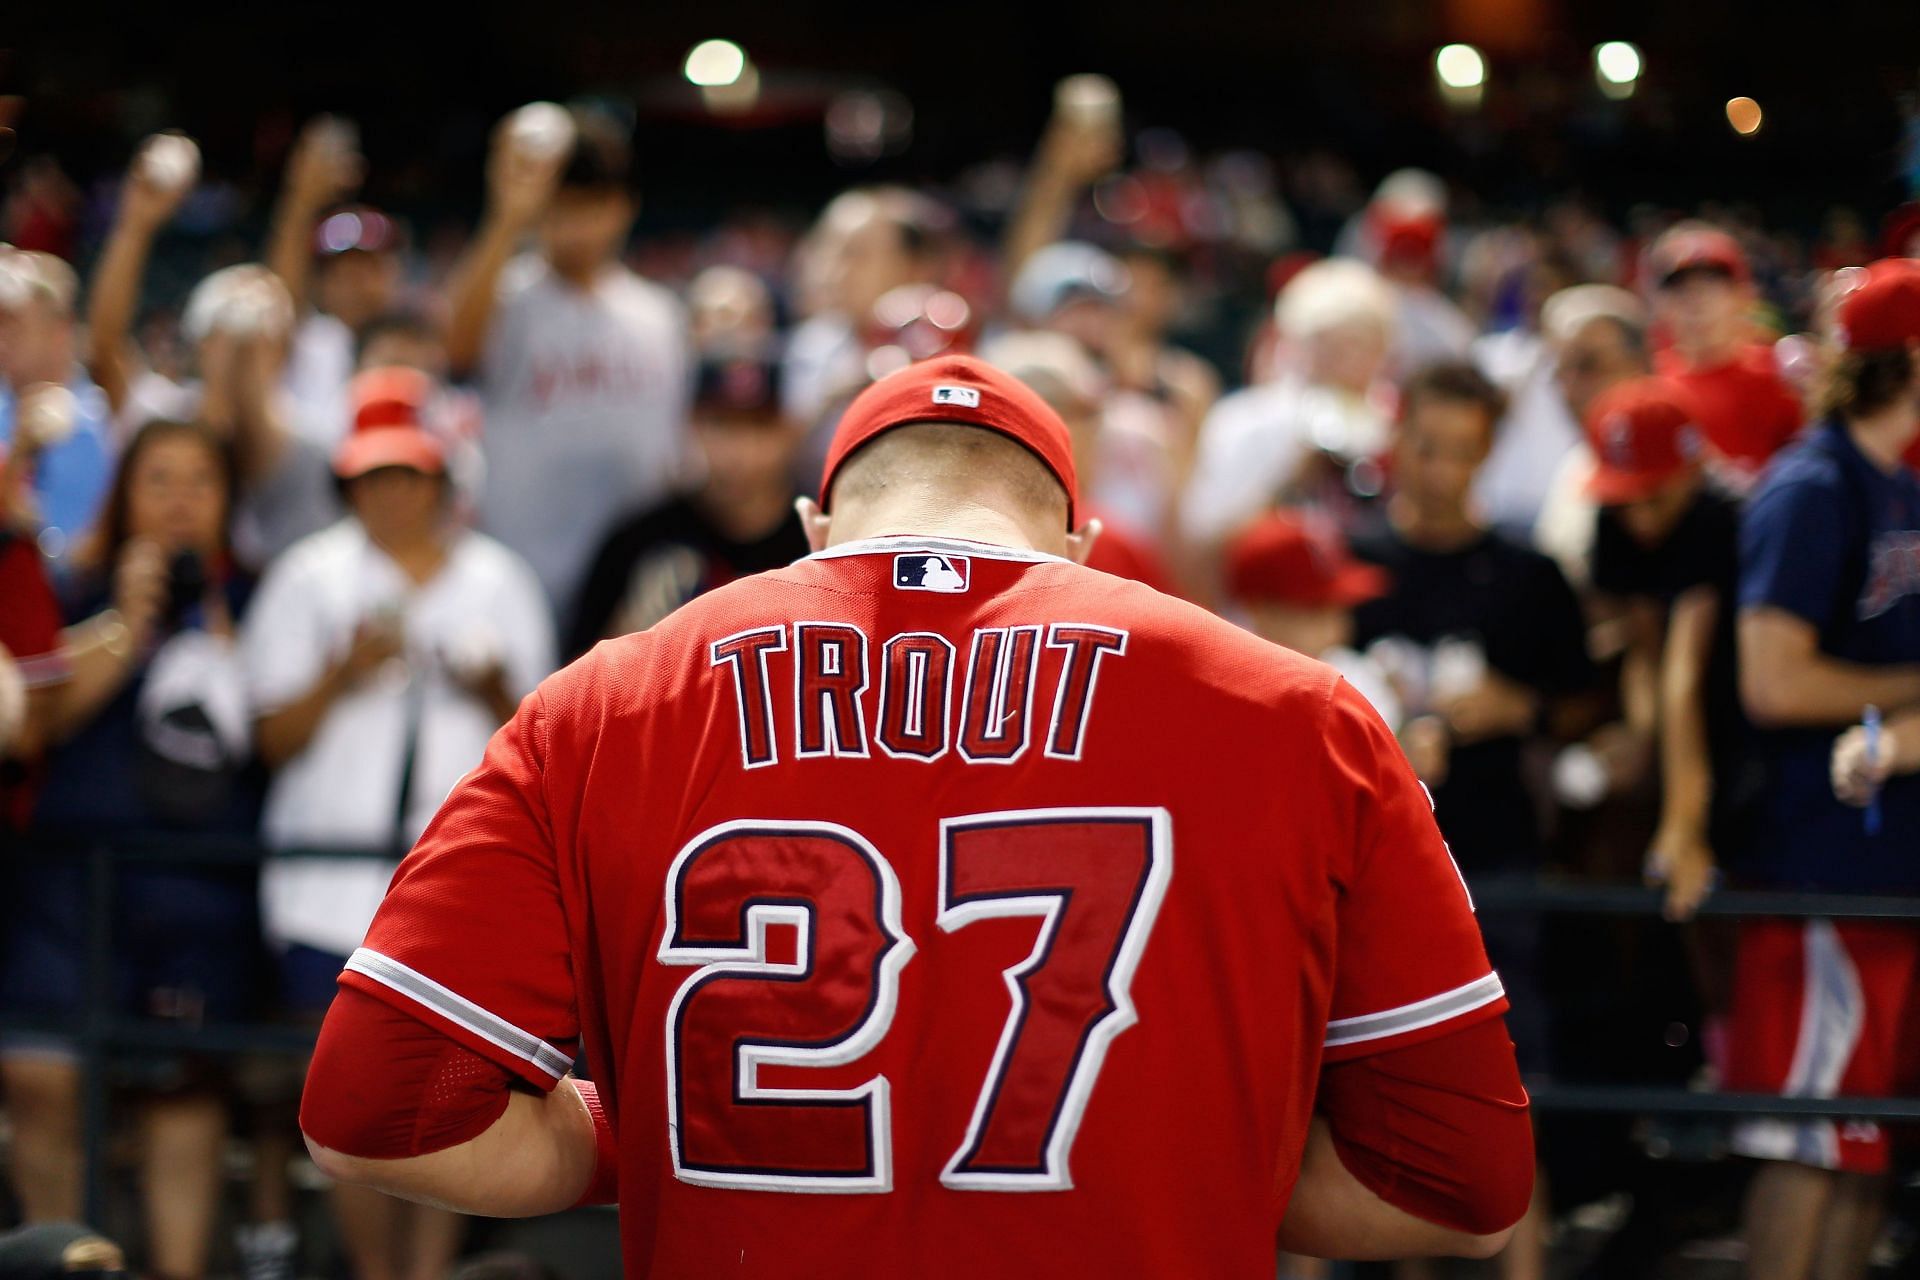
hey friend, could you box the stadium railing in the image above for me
[12,834,1920,1254]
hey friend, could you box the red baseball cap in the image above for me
[1583,376,1707,505]
[1835,257,1920,353]
[819,354,1078,525]
[1651,225,1750,288]
[1225,512,1388,608]
[333,366,447,479]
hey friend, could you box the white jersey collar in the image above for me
[807,534,1070,565]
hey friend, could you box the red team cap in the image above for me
[1834,257,1920,353]
[1651,225,1750,287]
[332,366,448,479]
[1583,376,1707,505]
[820,354,1079,525]
[1224,512,1389,607]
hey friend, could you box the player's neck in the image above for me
[824,499,1048,555]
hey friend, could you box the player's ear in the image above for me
[795,496,832,553]
[1064,515,1103,567]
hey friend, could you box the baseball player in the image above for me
[298,355,1532,1275]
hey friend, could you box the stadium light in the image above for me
[1433,43,1487,109]
[1726,96,1763,136]
[684,39,746,88]
[1593,41,1642,100]
[1434,44,1486,90]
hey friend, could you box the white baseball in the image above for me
[508,102,576,161]
[139,133,201,192]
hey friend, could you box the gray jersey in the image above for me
[478,255,691,612]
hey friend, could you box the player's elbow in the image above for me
[303,1133,370,1188]
[1454,1224,1517,1259]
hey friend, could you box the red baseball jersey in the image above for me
[343,535,1506,1277]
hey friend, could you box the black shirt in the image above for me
[1352,526,1597,871]
[567,495,810,659]
[1590,489,1760,849]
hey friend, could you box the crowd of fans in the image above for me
[2,76,1920,1280]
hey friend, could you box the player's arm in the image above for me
[1297,677,1535,1256]
[301,988,612,1217]
[1281,1017,1531,1259]
[300,683,601,1211]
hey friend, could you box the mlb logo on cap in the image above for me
[931,385,981,408]
[894,553,971,593]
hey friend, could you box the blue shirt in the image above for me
[1737,420,1920,890]
[0,372,114,565]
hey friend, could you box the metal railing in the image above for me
[10,836,1920,1241]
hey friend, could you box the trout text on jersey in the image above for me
[711,622,1128,768]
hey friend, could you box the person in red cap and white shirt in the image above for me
[1577,376,1759,926]
[1731,258,1920,1280]
[1647,222,1805,484]
[294,352,1534,1276]
[242,366,553,1280]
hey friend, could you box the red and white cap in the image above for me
[1583,376,1707,505]
[1225,512,1388,607]
[1650,225,1750,288]
[332,367,447,480]
[1834,257,1920,354]
[819,354,1079,525]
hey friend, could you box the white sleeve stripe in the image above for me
[1323,972,1506,1048]
[343,948,573,1080]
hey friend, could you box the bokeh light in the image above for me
[1726,96,1763,136]
[683,39,746,88]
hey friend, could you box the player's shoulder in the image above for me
[1026,560,1343,708]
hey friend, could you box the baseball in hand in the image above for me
[1054,75,1121,128]
[15,384,78,450]
[138,132,201,193]
[508,102,576,162]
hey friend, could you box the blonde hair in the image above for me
[1276,258,1396,342]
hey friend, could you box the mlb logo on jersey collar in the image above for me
[895,553,971,593]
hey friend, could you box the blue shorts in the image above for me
[0,858,261,1055]
[277,944,351,1019]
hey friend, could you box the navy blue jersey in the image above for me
[1737,420,1920,891]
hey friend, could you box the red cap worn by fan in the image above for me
[1583,376,1708,505]
[1835,257,1920,354]
[1225,512,1388,608]
[1651,225,1750,288]
[332,366,447,479]
[819,354,1079,526]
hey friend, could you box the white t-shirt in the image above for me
[478,256,691,614]
[1471,328,1580,534]
[243,519,555,955]
[282,311,356,449]
[1180,376,1390,546]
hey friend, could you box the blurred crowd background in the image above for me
[5,2,1920,1277]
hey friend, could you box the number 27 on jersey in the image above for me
[659,807,1173,1194]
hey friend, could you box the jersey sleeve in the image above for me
[336,690,579,1090]
[1317,677,1507,1062]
